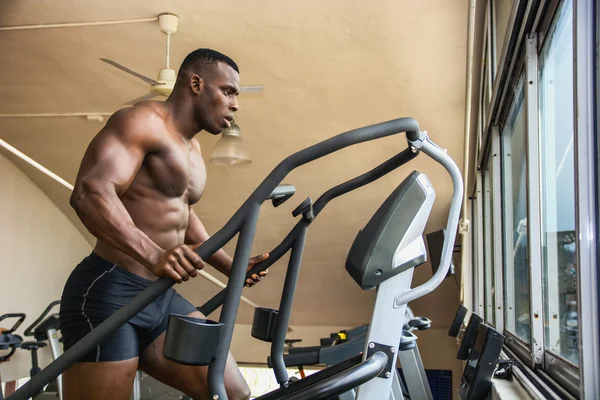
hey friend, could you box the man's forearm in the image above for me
[207,249,234,276]
[71,182,163,269]
[185,237,233,276]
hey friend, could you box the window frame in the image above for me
[482,155,495,326]
[523,33,546,369]
[475,172,486,318]
[573,0,600,395]
[471,0,598,396]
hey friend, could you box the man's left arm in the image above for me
[185,207,268,286]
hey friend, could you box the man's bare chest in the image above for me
[140,143,207,204]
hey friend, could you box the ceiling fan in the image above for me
[100,13,264,105]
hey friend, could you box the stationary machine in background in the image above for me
[448,305,468,339]
[262,307,433,400]
[458,322,504,400]
[441,304,506,400]
[8,118,464,400]
[19,301,62,400]
[0,314,25,400]
[456,313,484,361]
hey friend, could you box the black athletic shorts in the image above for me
[59,252,196,362]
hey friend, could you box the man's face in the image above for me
[196,62,240,135]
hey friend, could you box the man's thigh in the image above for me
[62,358,139,400]
[139,311,250,400]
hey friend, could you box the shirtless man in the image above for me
[59,49,267,400]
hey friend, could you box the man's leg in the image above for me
[139,310,251,400]
[62,357,139,400]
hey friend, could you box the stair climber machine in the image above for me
[7,117,463,400]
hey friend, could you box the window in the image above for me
[483,158,496,326]
[538,0,578,366]
[500,76,530,344]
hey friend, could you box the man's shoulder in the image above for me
[110,102,168,128]
[102,102,169,144]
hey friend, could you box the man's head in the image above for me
[174,48,240,134]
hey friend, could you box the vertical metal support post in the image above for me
[271,224,308,386]
[476,172,486,317]
[483,164,494,324]
[574,0,600,395]
[397,346,434,400]
[501,131,516,332]
[208,204,261,400]
[525,34,545,368]
[491,126,505,332]
[355,269,413,398]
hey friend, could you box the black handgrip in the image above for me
[269,184,296,207]
[0,313,26,334]
[24,301,60,337]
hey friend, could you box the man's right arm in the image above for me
[70,106,201,282]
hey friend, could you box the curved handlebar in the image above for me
[0,313,26,334]
[24,300,60,337]
[394,133,464,307]
[258,351,389,400]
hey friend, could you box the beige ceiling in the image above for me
[0,0,469,328]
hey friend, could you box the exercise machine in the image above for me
[8,118,462,400]
[264,307,434,400]
[20,301,62,400]
[446,306,506,400]
[0,314,25,400]
[448,304,468,339]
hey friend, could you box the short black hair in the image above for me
[179,48,239,75]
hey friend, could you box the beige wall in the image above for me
[0,154,91,381]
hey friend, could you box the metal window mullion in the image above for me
[483,166,495,324]
[525,34,545,368]
[501,133,517,333]
[491,126,505,331]
[574,0,600,395]
[476,172,486,317]
[463,199,474,311]
[539,49,562,355]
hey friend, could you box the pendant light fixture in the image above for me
[209,119,252,166]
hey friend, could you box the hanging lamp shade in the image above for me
[209,121,252,166]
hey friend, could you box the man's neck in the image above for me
[164,94,202,141]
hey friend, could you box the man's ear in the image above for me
[190,74,204,94]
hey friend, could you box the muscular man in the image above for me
[59,49,267,400]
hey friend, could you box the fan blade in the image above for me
[123,92,160,105]
[239,85,264,93]
[100,58,159,85]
